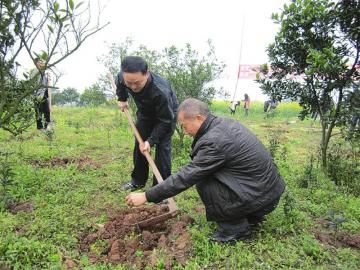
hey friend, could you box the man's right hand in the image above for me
[118,101,128,112]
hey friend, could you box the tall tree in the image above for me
[257,0,360,168]
[159,41,225,143]
[0,0,108,134]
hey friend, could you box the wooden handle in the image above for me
[107,73,177,212]
[123,108,164,183]
[123,108,178,212]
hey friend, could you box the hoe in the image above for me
[108,74,179,229]
[123,108,179,229]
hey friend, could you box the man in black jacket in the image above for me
[116,56,178,191]
[126,98,285,243]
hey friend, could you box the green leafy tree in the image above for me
[52,87,79,105]
[0,0,108,135]
[159,41,225,143]
[51,88,63,105]
[256,0,360,169]
[80,84,107,106]
[62,87,80,105]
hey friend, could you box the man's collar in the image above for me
[192,114,216,146]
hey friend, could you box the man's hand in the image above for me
[118,101,128,112]
[125,192,147,206]
[140,141,151,154]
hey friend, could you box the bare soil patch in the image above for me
[77,205,193,269]
[7,201,33,214]
[31,155,100,171]
[314,218,360,249]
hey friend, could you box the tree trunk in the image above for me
[320,121,328,169]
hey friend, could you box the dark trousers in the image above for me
[35,99,50,130]
[131,119,173,187]
[218,197,281,234]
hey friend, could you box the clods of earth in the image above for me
[76,205,193,269]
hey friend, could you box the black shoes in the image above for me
[121,182,144,191]
[248,216,266,228]
[210,229,251,243]
[210,220,252,243]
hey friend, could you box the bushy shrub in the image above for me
[1,235,60,269]
[327,141,360,196]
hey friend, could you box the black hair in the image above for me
[121,56,148,74]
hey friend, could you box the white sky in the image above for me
[55,0,288,101]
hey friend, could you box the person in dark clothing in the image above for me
[116,56,178,191]
[33,58,52,130]
[126,98,286,243]
[242,93,250,116]
[264,98,278,113]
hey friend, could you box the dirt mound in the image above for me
[7,201,33,214]
[315,218,360,249]
[31,156,100,171]
[78,205,193,269]
[316,231,360,249]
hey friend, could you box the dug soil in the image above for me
[315,218,360,249]
[31,155,100,171]
[78,205,193,269]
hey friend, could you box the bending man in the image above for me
[126,98,285,243]
[116,56,178,191]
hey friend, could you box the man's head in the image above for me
[34,58,45,70]
[121,56,149,93]
[177,98,210,137]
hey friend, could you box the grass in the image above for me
[0,102,359,269]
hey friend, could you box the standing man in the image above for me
[242,93,250,117]
[116,56,178,191]
[126,98,285,243]
[33,58,52,130]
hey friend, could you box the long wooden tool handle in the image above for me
[107,74,177,212]
[123,108,178,212]
[123,108,164,183]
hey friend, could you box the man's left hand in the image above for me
[125,192,147,206]
[140,141,151,154]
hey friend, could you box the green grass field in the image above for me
[0,101,359,269]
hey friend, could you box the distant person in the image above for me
[33,58,52,130]
[126,98,285,243]
[116,56,178,191]
[242,93,250,116]
[229,100,240,115]
[264,98,278,113]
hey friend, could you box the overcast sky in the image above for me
[55,0,288,101]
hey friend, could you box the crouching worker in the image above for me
[126,98,286,243]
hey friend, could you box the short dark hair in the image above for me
[121,56,148,74]
[178,98,210,119]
